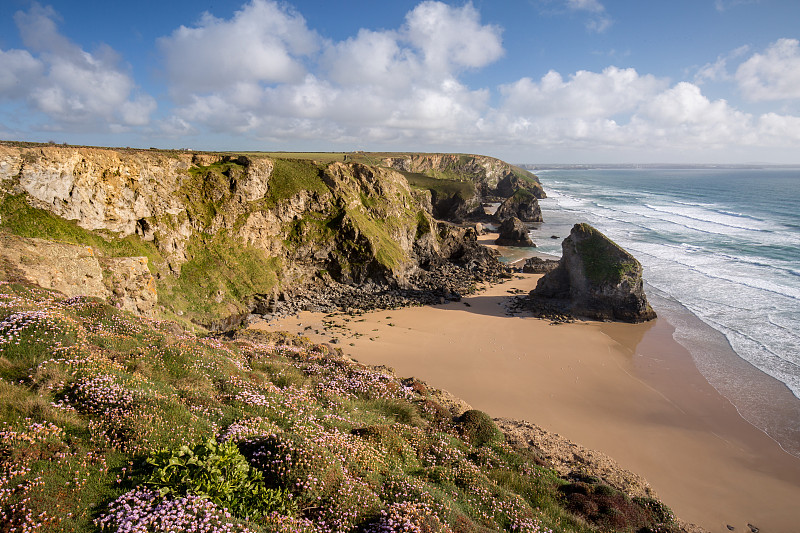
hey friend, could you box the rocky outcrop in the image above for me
[382,153,545,199]
[0,143,513,328]
[0,233,157,315]
[495,217,534,247]
[495,417,656,499]
[521,256,559,274]
[530,223,656,322]
[100,256,158,315]
[494,189,543,223]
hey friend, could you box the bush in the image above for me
[457,410,503,447]
[144,438,295,520]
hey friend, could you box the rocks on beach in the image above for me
[529,223,656,323]
[495,216,534,247]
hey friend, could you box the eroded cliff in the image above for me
[0,144,522,329]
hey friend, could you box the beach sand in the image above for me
[252,273,800,532]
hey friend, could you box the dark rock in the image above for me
[530,223,656,323]
[494,189,543,223]
[495,217,534,247]
[522,256,560,274]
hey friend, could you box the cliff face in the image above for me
[382,153,545,222]
[0,145,509,329]
[531,223,656,323]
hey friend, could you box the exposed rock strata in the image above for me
[0,233,157,315]
[530,223,656,322]
[0,144,518,329]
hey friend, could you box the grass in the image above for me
[264,158,330,208]
[399,170,476,201]
[0,194,164,270]
[0,281,680,533]
[158,233,282,328]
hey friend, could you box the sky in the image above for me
[1,0,800,164]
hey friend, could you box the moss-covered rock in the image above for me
[531,223,656,322]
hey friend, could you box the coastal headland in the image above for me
[3,142,800,532]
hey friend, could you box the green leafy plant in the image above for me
[144,438,295,519]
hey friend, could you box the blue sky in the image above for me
[1,0,799,163]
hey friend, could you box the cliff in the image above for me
[0,144,515,329]
[531,223,657,323]
[382,153,545,222]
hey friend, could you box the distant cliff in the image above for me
[0,144,539,329]
[382,153,545,222]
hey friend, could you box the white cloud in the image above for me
[157,0,318,98]
[500,67,665,118]
[736,38,800,101]
[564,0,612,33]
[0,49,43,99]
[1,3,155,130]
[715,0,760,13]
[165,1,499,144]
[403,1,504,71]
[567,0,605,13]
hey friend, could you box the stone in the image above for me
[495,217,534,247]
[530,223,656,322]
[521,256,560,274]
[494,189,543,223]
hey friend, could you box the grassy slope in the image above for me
[0,281,678,533]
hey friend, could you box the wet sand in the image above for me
[253,274,800,532]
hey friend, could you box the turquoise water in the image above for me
[526,168,800,448]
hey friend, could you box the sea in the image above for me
[521,167,800,457]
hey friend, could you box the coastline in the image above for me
[252,273,800,532]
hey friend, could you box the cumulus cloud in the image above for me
[164,1,500,144]
[500,67,665,118]
[157,0,318,98]
[736,38,800,101]
[403,1,504,71]
[1,3,155,130]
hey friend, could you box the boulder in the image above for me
[494,189,543,223]
[522,256,560,274]
[531,223,656,322]
[495,217,534,247]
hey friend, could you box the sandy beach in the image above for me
[253,273,800,532]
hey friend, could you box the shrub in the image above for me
[144,438,295,520]
[457,410,503,447]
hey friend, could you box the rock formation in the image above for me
[382,153,545,222]
[495,217,534,247]
[494,189,543,223]
[521,256,559,274]
[530,223,656,322]
[0,233,157,315]
[0,143,521,329]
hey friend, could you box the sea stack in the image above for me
[531,223,656,322]
[495,217,534,247]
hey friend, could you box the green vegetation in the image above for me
[0,194,164,269]
[399,170,476,201]
[145,439,295,519]
[574,224,638,285]
[343,206,408,271]
[183,159,246,228]
[265,158,330,207]
[0,281,679,533]
[158,233,282,327]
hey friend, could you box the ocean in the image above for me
[525,167,800,456]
